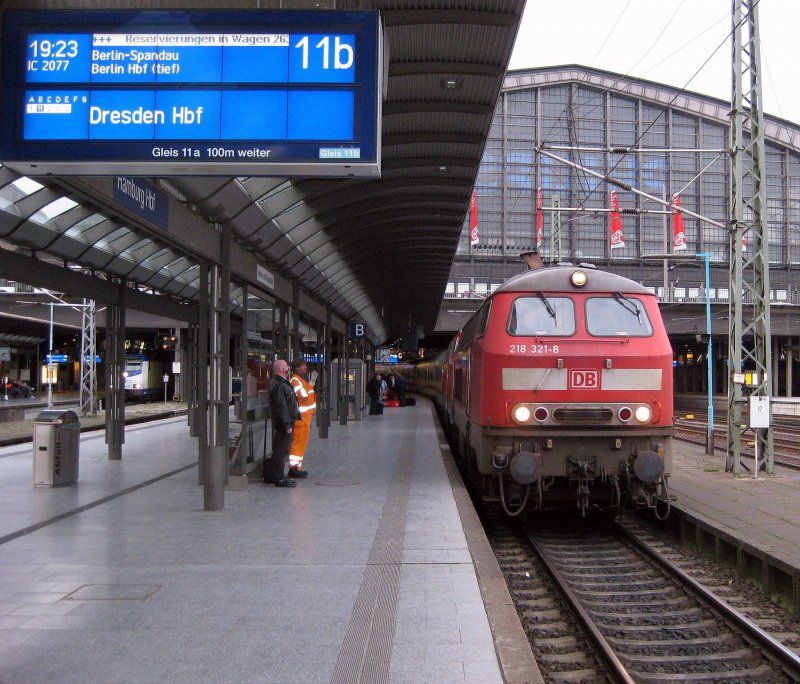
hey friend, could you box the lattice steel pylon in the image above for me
[79,298,97,417]
[727,0,773,475]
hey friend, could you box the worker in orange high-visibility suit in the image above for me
[288,359,316,478]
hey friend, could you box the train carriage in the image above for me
[123,354,165,402]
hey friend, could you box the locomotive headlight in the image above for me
[512,405,531,423]
[635,405,653,423]
[571,270,588,287]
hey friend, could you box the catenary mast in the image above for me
[727,0,772,474]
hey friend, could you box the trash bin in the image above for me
[32,410,80,487]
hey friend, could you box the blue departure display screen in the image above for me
[1,10,382,177]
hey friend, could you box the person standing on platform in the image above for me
[385,373,397,401]
[267,359,301,488]
[367,372,383,415]
[396,373,408,407]
[288,359,315,478]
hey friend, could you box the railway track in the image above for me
[486,511,800,682]
[673,412,800,469]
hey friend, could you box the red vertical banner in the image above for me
[536,186,543,248]
[672,193,687,251]
[469,190,479,246]
[609,190,625,250]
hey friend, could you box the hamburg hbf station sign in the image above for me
[0,10,383,177]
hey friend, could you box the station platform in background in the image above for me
[669,440,800,610]
[0,397,540,684]
[0,392,188,446]
[0,390,81,423]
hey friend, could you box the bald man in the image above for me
[266,359,301,487]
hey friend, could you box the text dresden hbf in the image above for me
[90,105,203,125]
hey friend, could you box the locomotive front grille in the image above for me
[552,407,614,423]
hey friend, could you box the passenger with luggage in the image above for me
[396,374,408,407]
[386,373,398,400]
[367,372,385,415]
[384,373,400,407]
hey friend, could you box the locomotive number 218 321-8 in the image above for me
[509,344,559,354]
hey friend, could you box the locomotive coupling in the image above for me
[632,450,665,483]
[491,446,512,469]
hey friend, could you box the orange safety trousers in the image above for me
[289,413,313,469]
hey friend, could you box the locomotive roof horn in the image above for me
[520,249,545,271]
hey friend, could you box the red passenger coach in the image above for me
[426,260,673,517]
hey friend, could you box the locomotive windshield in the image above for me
[585,295,654,336]
[125,357,143,373]
[508,296,576,336]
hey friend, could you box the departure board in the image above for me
[0,10,382,177]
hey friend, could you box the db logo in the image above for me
[569,369,599,389]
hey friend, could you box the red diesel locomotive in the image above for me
[419,259,673,517]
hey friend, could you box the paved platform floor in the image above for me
[667,439,800,614]
[669,441,800,569]
[0,399,536,684]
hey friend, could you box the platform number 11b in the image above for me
[294,35,354,70]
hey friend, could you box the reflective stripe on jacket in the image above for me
[290,373,316,413]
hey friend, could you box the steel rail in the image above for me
[616,521,800,682]
[522,527,636,684]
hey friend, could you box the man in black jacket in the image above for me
[266,359,301,487]
[367,372,383,415]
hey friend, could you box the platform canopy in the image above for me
[0,0,524,344]
[165,0,524,342]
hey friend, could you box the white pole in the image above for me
[48,302,54,409]
[754,429,759,480]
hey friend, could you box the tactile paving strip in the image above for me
[329,430,413,684]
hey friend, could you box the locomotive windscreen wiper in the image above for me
[612,291,641,322]
[536,291,557,323]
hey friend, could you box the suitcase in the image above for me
[385,399,400,408]
[369,398,384,415]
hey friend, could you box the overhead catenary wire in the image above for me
[588,0,633,68]
[500,3,755,243]
[557,7,750,215]
[760,41,799,149]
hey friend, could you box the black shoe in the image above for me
[263,477,277,484]
[288,467,308,479]
[275,478,297,488]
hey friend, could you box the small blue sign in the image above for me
[114,176,169,230]
[46,354,68,363]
